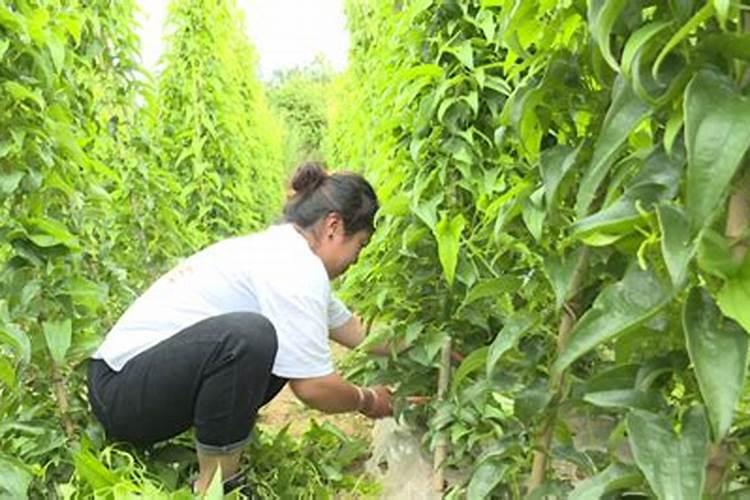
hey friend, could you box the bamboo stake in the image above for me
[725,171,750,262]
[706,169,750,496]
[528,249,589,491]
[433,336,452,492]
[52,364,75,438]
[706,12,750,493]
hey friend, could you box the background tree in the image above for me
[268,54,334,170]
[0,0,161,494]
[155,0,284,246]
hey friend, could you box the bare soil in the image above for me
[255,344,373,440]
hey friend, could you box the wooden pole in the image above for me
[528,249,589,491]
[725,171,750,262]
[433,336,452,492]
[52,364,75,438]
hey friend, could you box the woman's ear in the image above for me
[324,212,344,237]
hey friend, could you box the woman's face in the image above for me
[314,214,370,279]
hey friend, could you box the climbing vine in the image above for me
[0,0,286,496]
[332,0,750,496]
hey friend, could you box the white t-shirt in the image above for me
[92,223,352,378]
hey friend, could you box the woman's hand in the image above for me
[360,384,392,419]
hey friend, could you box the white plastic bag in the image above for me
[366,418,442,500]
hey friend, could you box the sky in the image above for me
[135,0,350,80]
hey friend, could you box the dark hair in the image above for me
[283,162,378,234]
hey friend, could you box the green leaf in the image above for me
[434,213,466,286]
[24,217,79,249]
[462,276,522,307]
[0,39,9,61]
[635,353,687,390]
[486,313,536,377]
[448,40,474,69]
[47,34,65,74]
[584,389,663,411]
[74,448,120,491]
[397,63,444,82]
[587,0,628,71]
[545,247,585,310]
[684,69,750,231]
[663,110,683,156]
[0,456,33,499]
[43,319,72,366]
[576,77,651,216]
[652,3,713,81]
[697,229,739,279]
[553,265,671,375]
[712,0,730,28]
[27,8,49,44]
[0,171,24,195]
[657,203,693,287]
[568,463,641,500]
[484,74,512,96]
[4,81,45,109]
[452,346,488,392]
[699,33,750,62]
[46,118,86,163]
[684,288,748,440]
[0,322,30,364]
[412,193,442,231]
[521,188,545,241]
[0,357,15,388]
[539,144,578,214]
[626,407,708,500]
[514,380,553,422]
[467,460,506,499]
[492,180,533,236]
[66,277,108,311]
[574,150,683,237]
[621,21,671,76]
[584,364,640,392]
[717,257,750,335]
[579,231,626,247]
[61,14,82,44]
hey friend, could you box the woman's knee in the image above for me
[221,312,278,360]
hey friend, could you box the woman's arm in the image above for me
[289,372,391,417]
[329,315,393,355]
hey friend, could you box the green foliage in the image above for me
[683,288,748,441]
[330,0,750,496]
[626,407,709,499]
[0,2,163,495]
[568,463,640,500]
[0,0,304,496]
[684,69,750,232]
[269,57,334,169]
[249,421,379,499]
[156,0,284,243]
[60,424,376,499]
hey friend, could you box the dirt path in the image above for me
[257,384,372,439]
[256,344,373,440]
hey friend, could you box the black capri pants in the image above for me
[87,312,287,454]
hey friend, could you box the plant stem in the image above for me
[52,364,75,438]
[705,9,750,497]
[706,160,750,497]
[528,248,589,492]
[725,170,750,263]
[433,335,452,492]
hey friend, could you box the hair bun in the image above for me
[291,162,328,194]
